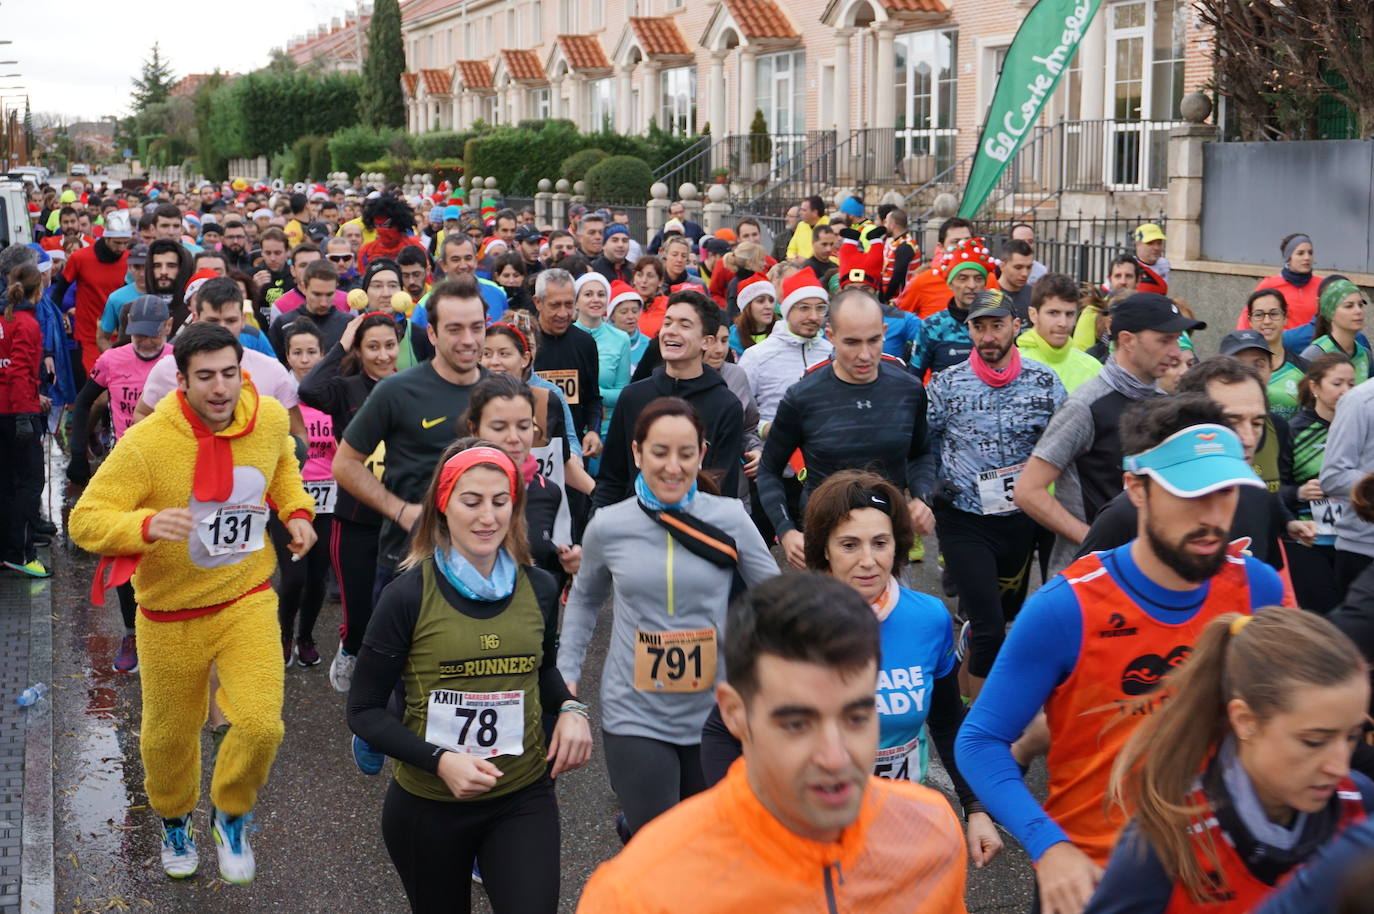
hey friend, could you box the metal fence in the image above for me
[503,195,534,216]
[974,212,1167,284]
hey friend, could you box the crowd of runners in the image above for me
[4,175,1374,913]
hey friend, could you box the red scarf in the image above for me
[968,344,1023,388]
[177,383,258,502]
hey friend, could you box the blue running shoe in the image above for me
[352,734,384,775]
[211,808,255,884]
[472,861,483,885]
[160,814,198,878]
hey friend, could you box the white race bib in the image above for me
[873,736,921,782]
[196,504,269,557]
[977,463,1025,516]
[1312,497,1348,538]
[530,440,572,548]
[304,479,337,515]
[424,689,525,759]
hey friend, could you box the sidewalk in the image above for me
[0,563,54,914]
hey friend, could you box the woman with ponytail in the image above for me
[1086,610,1374,913]
[0,263,49,577]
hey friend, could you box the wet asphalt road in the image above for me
[45,487,1042,913]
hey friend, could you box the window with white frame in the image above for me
[529,87,552,120]
[426,34,435,66]
[892,29,958,169]
[588,77,614,131]
[1106,0,1186,187]
[465,23,474,57]
[531,1,543,44]
[659,66,696,136]
[754,50,806,167]
[560,0,578,33]
[507,9,518,46]
[486,16,494,50]
[590,0,603,30]
[482,95,498,124]
[410,40,418,68]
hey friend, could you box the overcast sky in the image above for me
[10,0,363,122]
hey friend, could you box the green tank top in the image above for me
[1312,335,1372,386]
[1252,415,1282,494]
[394,559,548,802]
[1266,359,1305,421]
[395,321,419,372]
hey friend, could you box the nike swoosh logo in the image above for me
[421,417,448,429]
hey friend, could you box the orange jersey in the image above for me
[1044,547,1253,865]
[1164,776,1366,912]
[576,758,967,914]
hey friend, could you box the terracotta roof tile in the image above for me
[402,72,419,97]
[502,49,545,82]
[558,34,611,71]
[881,0,948,11]
[629,17,691,57]
[455,60,494,90]
[720,0,798,39]
[419,68,452,95]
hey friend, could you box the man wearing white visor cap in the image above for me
[959,393,1285,914]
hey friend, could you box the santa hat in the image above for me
[935,237,998,286]
[609,280,642,311]
[185,268,221,302]
[735,273,776,313]
[837,234,885,295]
[779,270,828,318]
[575,271,610,298]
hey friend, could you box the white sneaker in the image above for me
[328,643,357,693]
[211,808,256,885]
[160,814,199,879]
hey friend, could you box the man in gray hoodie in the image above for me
[737,269,834,434]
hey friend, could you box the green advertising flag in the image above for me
[958,0,1103,219]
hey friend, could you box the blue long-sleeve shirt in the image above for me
[955,543,1285,861]
[1254,815,1374,914]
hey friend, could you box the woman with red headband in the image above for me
[346,437,592,913]
[298,309,402,694]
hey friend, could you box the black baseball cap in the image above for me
[1109,292,1206,336]
[966,289,1014,322]
[1218,329,1272,357]
[126,242,150,266]
[125,294,170,337]
[514,224,543,243]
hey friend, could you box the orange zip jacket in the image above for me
[576,758,967,914]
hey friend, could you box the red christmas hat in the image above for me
[609,280,641,311]
[779,269,828,317]
[837,235,885,295]
[934,237,998,285]
[184,268,222,302]
[735,273,776,313]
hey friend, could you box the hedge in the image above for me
[584,155,655,204]
[412,129,483,160]
[560,148,608,184]
[464,125,699,196]
[200,70,363,161]
[329,125,403,176]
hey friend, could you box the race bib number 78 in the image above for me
[424,689,525,758]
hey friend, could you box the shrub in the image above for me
[584,155,654,204]
[200,70,363,160]
[413,129,482,159]
[464,123,583,194]
[308,136,331,180]
[358,156,409,182]
[560,148,608,183]
[329,124,401,177]
[749,109,772,165]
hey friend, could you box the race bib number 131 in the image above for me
[196,504,269,557]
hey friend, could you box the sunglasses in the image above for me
[327,254,354,263]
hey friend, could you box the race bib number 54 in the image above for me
[424,689,525,758]
[196,504,269,557]
[634,628,717,693]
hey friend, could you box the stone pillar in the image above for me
[551,76,565,119]
[708,51,727,141]
[509,86,524,124]
[833,29,853,136]
[873,26,897,131]
[535,179,554,230]
[1080,9,1106,119]
[647,182,670,241]
[615,65,634,134]
[1166,123,1216,263]
[737,47,756,135]
[639,61,659,132]
[679,183,703,227]
[568,75,585,130]
[552,179,571,227]
[701,183,732,235]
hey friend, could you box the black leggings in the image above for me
[116,581,137,630]
[271,513,335,642]
[332,516,380,655]
[936,507,1037,678]
[1288,541,1342,614]
[1336,549,1374,602]
[381,777,560,914]
[0,415,44,566]
[602,731,705,836]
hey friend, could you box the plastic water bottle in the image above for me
[16,683,48,707]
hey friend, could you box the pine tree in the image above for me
[131,43,176,113]
[359,0,406,130]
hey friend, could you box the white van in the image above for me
[0,180,34,248]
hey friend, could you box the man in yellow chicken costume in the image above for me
[69,321,317,885]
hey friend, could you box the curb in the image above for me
[20,572,53,913]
